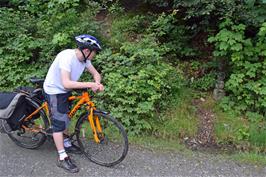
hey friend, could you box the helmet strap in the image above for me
[79,48,92,62]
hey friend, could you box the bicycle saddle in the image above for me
[30,77,45,88]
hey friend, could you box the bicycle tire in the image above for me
[8,98,49,149]
[75,111,128,167]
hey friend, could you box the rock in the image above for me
[200,97,205,102]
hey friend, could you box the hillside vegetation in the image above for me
[1,0,266,153]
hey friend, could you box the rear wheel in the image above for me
[8,98,49,149]
[76,111,128,167]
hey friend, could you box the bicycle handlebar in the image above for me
[72,88,89,93]
[72,88,95,99]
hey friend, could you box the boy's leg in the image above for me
[54,132,64,150]
[53,131,78,173]
[53,132,65,157]
[46,93,79,173]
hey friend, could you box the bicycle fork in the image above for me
[87,106,103,143]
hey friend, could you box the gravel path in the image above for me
[1,134,266,177]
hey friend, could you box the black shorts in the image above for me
[45,92,71,133]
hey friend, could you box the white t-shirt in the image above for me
[43,49,92,94]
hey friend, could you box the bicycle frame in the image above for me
[23,91,103,143]
[22,101,49,133]
[68,91,103,143]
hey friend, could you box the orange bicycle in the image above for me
[8,78,128,167]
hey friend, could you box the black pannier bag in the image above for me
[14,86,42,119]
[0,93,27,133]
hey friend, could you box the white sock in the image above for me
[58,149,68,160]
[63,138,72,148]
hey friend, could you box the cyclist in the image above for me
[43,34,104,173]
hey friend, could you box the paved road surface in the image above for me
[1,134,266,177]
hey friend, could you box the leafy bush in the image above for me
[95,36,183,135]
[208,19,266,115]
[0,1,101,90]
[147,11,196,58]
[109,14,151,49]
[0,8,46,90]
[145,0,266,27]
[190,72,217,91]
[110,11,197,60]
[178,60,217,91]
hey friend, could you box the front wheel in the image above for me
[75,111,128,167]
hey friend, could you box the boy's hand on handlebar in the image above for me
[97,83,104,92]
[91,82,104,93]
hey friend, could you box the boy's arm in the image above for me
[61,69,99,91]
[86,64,102,84]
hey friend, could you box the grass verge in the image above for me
[149,87,198,142]
[128,135,190,154]
[230,152,266,166]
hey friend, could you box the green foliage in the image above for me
[210,18,266,150]
[190,72,216,91]
[248,123,266,147]
[231,152,266,166]
[0,1,101,90]
[146,0,266,27]
[1,1,185,136]
[178,60,217,91]
[245,112,266,147]
[96,12,187,135]
[110,12,196,59]
[215,105,266,150]
[0,8,46,90]
[109,14,150,49]
[147,11,196,58]
[151,87,198,140]
[108,1,125,16]
[209,19,266,115]
[95,36,183,135]
[3,0,266,142]
[214,99,246,144]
